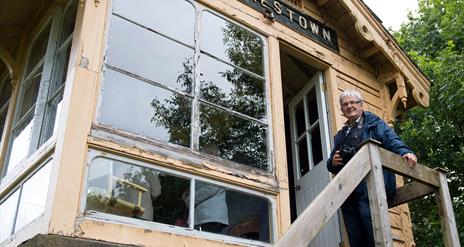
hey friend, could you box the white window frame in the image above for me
[0,157,53,245]
[96,0,274,174]
[80,149,277,246]
[1,1,76,179]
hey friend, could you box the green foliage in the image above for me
[394,0,464,245]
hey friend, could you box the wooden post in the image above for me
[276,146,371,246]
[366,143,393,247]
[435,170,461,247]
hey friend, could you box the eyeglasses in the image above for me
[341,100,362,108]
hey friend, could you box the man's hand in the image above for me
[403,153,417,168]
[331,150,343,166]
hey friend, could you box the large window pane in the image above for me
[113,0,195,46]
[15,161,52,231]
[199,104,268,170]
[19,71,41,119]
[100,69,191,147]
[85,154,272,243]
[106,16,194,93]
[199,54,265,120]
[0,190,20,243]
[201,11,264,76]
[194,181,271,242]
[86,157,190,224]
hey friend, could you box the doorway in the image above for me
[280,44,341,246]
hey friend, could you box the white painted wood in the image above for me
[288,72,340,246]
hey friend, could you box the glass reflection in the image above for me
[15,161,52,231]
[113,0,195,46]
[107,16,194,93]
[0,190,19,243]
[86,157,190,225]
[192,181,271,242]
[201,11,264,75]
[199,104,268,170]
[100,69,191,147]
[200,54,265,120]
[295,101,305,136]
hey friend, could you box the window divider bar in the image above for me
[104,64,194,100]
[198,99,268,125]
[112,13,195,51]
[199,50,265,81]
[190,9,202,151]
[188,178,195,229]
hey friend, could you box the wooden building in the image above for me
[0,0,433,246]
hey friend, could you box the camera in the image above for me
[340,145,356,164]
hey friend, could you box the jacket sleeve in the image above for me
[327,133,343,174]
[376,120,413,156]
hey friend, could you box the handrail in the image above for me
[276,140,461,247]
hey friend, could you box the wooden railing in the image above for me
[276,140,461,247]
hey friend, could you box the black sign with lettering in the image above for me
[238,0,339,52]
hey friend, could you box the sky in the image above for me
[363,0,418,31]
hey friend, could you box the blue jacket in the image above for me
[327,111,413,198]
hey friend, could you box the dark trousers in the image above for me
[341,191,375,247]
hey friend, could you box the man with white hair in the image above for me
[327,89,417,247]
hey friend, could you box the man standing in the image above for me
[327,89,417,247]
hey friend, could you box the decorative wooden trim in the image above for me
[339,0,431,107]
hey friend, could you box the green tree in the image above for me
[394,0,464,245]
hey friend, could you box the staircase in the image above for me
[276,140,461,247]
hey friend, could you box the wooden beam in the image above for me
[389,181,435,208]
[435,171,461,247]
[276,146,371,246]
[361,45,379,58]
[366,143,393,247]
[378,148,440,187]
[316,0,329,7]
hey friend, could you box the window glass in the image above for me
[0,190,19,243]
[19,70,41,119]
[15,161,52,231]
[191,181,271,242]
[85,155,272,243]
[25,24,50,77]
[306,89,319,125]
[100,69,191,147]
[113,0,195,46]
[59,2,77,45]
[0,78,12,142]
[201,11,264,76]
[41,91,64,143]
[199,104,268,170]
[106,16,194,93]
[310,125,323,166]
[86,157,190,223]
[298,137,309,176]
[99,3,270,171]
[7,116,35,173]
[199,54,265,120]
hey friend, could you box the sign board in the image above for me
[238,0,339,52]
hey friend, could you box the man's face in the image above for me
[341,96,363,122]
